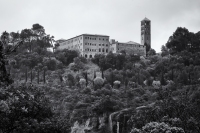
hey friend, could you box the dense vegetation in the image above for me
[0,25,200,133]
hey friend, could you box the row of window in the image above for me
[85,48,109,53]
[66,37,82,44]
[85,54,93,58]
[85,43,109,46]
[117,48,145,51]
[73,37,82,41]
[118,44,145,48]
[85,37,108,41]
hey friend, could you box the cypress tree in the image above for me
[43,69,45,84]
[25,68,27,82]
[94,70,96,79]
[101,70,104,79]
[138,71,140,85]
[31,69,32,83]
[111,71,114,88]
[85,72,88,87]
[37,70,39,84]
[161,72,166,85]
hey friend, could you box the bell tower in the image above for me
[141,17,151,52]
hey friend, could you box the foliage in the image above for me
[130,122,184,133]
[147,48,156,56]
[2,25,200,133]
[166,27,200,54]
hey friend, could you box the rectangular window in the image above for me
[106,49,108,52]
[85,37,87,39]
[99,48,101,52]
[102,44,104,46]
[99,44,101,46]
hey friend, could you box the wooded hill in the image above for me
[0,25,200,133]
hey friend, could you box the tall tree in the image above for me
[147,48,156,56]
[0,31,23,86]
[20,29,34,52]
[166,27,190,54]
[32,23,45,40]
[161,45,169,57]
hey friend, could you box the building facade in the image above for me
[110,40,146,56]
[141,17,151,52]
[58,34,110,58]
[57,17,150,58]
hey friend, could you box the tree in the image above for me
[55,49,79,66]
[166,27,190,54]
[147,48,156,56]
[10,32,20,43]
[0,31,63,132]
[0,31,23,86]
[105,52,116,69]
[144,42,151,53]
[160,71,166,85]
[161,45,169,57]
[130,122,185,133]
[83,71,88,87]
[32,23,45,40]
[99,55,107,78]
[116,54,126,70]
[94,77,104,90]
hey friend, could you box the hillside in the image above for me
[0,26,200,133]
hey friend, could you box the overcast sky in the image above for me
[0,0,200,52]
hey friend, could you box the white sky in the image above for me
[0,0,200,52]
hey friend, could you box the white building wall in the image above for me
[57,34,110,58]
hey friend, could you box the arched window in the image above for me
[85,54,87,58]
[90,55,92,58]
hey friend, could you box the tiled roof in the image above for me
[141,17,150,21]
[126,41,140,45]
[82,33,109,37]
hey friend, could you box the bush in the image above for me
[94,77,104,90]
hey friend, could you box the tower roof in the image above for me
[141,17,150,21]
